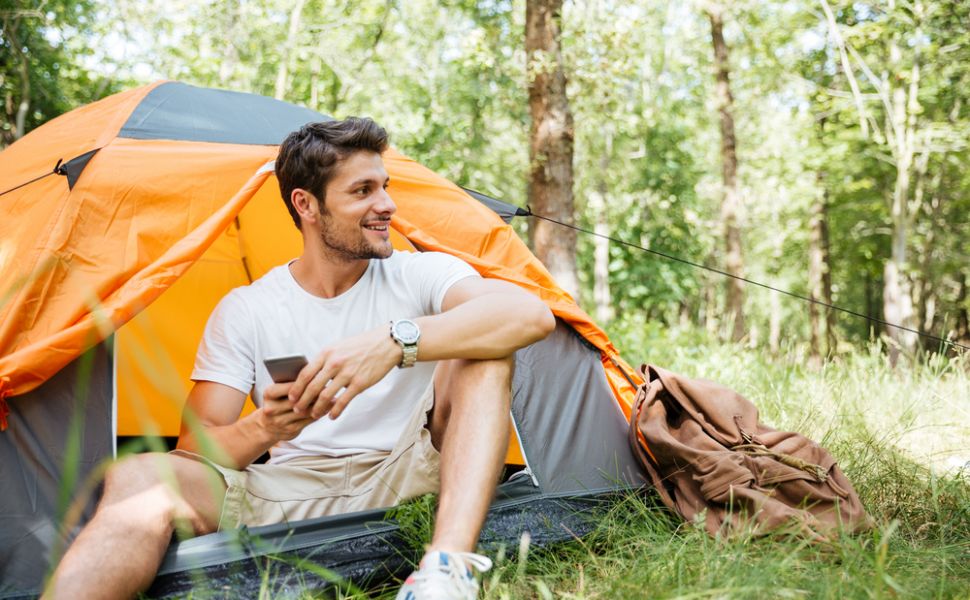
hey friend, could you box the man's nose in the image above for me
[376,187,397,215]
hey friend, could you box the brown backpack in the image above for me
[629,364,872,539]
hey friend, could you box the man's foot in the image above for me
[395,550,493,600]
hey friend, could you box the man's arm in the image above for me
[289,277,555,419]
[176,380,315,469]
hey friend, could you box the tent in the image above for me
[0,81,645,598]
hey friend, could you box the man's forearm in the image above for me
[413,291,554,361]
[176,412,277,470]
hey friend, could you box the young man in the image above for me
[45,118,555,600]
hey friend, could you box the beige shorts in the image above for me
[174,382,441,531]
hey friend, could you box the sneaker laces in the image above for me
[399,551,493,600]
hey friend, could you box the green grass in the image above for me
[458,321,970,600]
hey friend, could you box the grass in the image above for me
[360,321,970,599]
[454,321,970,600]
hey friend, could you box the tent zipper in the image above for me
[509,411,539,488]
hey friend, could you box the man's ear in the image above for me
[291,188,320,226]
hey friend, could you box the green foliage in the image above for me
[9,0,968,355]
[0,0,122,147]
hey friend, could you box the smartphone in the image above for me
[264,355,308,383]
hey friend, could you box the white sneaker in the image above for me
[395,550,493,600]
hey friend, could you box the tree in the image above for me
[706,3,746,342]
[820,0,969,361]
[0,0,115,147]
[526,0,578,298]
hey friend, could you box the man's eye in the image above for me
[356,187,369,195]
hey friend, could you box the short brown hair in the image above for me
[276,117,389,228]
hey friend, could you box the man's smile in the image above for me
[363,220,390,232]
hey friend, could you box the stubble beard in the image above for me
[318,211,392,263]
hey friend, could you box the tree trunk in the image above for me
[821,196,836,353]
[707,5,746,342]
[915,169,944,347]
[591,131,613,324]
[526,0,579,299]
[882,33,920,364]
[865,270,875,341]
[216,0,242,86]
[955,273,969,349]
[808,177,833,362]
[2,17,30,143]
[768,289,781,355]
[274,0,308,101]
[703,254,719,336]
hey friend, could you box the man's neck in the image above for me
[288,250,371,299]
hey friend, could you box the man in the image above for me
[45,118,555,600]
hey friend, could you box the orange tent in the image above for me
[0,82,645,594]
[0,81,639,439]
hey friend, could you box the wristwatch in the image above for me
[390,319,421,368]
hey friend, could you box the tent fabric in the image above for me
[0,155,274,402]
[0,343,113,596]
[119,82,330,145]
[511,322,643,493]
[57,149,100,190]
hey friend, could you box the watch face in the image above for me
[393,320,420,344]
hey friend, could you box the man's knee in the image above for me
[103,453,170,499]
[433,356,514,422]
[100,453,223,536]
[442,355,514,385]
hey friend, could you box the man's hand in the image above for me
[288,325,402,420]
[258,382,316,441]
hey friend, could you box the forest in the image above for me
[3,0,968,364]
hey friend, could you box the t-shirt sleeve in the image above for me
[191,290,256,395]
[406,251,480,314]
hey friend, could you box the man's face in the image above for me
[314,151,396,262]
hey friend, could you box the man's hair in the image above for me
[276,117,389,229]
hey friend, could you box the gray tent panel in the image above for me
[0,343,113,599]
[119,82,330,145]
[512,322,645,494]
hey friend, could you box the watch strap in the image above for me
[399,342,418,368]
[390,320,420,368]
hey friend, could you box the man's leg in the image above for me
[43,452,226,600]
[428,355,513,553]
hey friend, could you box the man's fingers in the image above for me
[262,385,295,415]
[310,375,351,419]
[289,354,328,405]
[327,385,362,420]
[294,364,337,413]
[264,382,292,402]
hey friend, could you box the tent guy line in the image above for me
[2,156,962,352]
[0,167,58,197]
[526,209,969,353]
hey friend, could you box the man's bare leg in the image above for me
[43,453,226,600]
[428,356,513,553]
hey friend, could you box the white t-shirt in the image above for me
[191,250,479,463]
